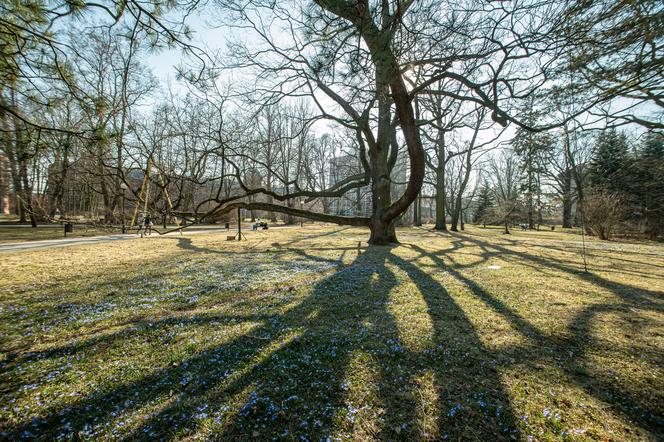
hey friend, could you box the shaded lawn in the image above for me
[0,224,662,440]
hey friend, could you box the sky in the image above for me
[136,3,655,146]
[144,12,222,92]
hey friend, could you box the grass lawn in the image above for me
[0,224,231,244]
[0,225,662,440]
[0,226,117,243]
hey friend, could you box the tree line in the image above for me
[1,0,661,242]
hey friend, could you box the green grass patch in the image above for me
[0,225,662,440]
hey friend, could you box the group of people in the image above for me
[252,219,269,231]
[136,213,154,237]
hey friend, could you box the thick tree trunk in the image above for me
[451,148,473,232]
[429,198,434,222]
[98,156,115,224]
[284,192,295,225]
[19,160,37,227]
[434,165,446,230]
[250,1,427,245]
[563,125,584,226]
[434,130,447,231]
[368,87,395,245]
[527,165,534,229]
[101,186,114,223]
[562,172,572,228]
[0,155,9,215]
[368,165,398,243]
[18,199,25,222]
[48,157,67,219]
[451,188,467,232]
[365,24,425,244]
[162,198,168,228]
[412,193,418,225]
[10,163,25,222]
[536,184,542,230]
[450,199,460,231]
[369,217,397,244]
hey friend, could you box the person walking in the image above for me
[144,213,153,237]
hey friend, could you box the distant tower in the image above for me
[0,154,9,215]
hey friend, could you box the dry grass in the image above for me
[0,224,662,441]
[0,226,115,243]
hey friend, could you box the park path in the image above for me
[0,227,249,253]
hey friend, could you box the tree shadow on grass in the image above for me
[5,245,520,440]
[278,226,353,247]
[447,231,663,306]
[409,234,663,438]
[2,239,351,367]
[383,251,519,439]
[175,236,280,255]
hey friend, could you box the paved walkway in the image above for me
[0,228,240,253]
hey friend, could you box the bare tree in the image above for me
[489,150,522,234]
[417,82,468,231]
[0,93,42,226]
[560,0,663,129]
[190,0,574,243]
[449,108,502,231]
[72,29,156,222]
[583,191,625,240]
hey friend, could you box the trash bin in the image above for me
[64,223,73,237]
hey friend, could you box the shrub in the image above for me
[582,191,626,240]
